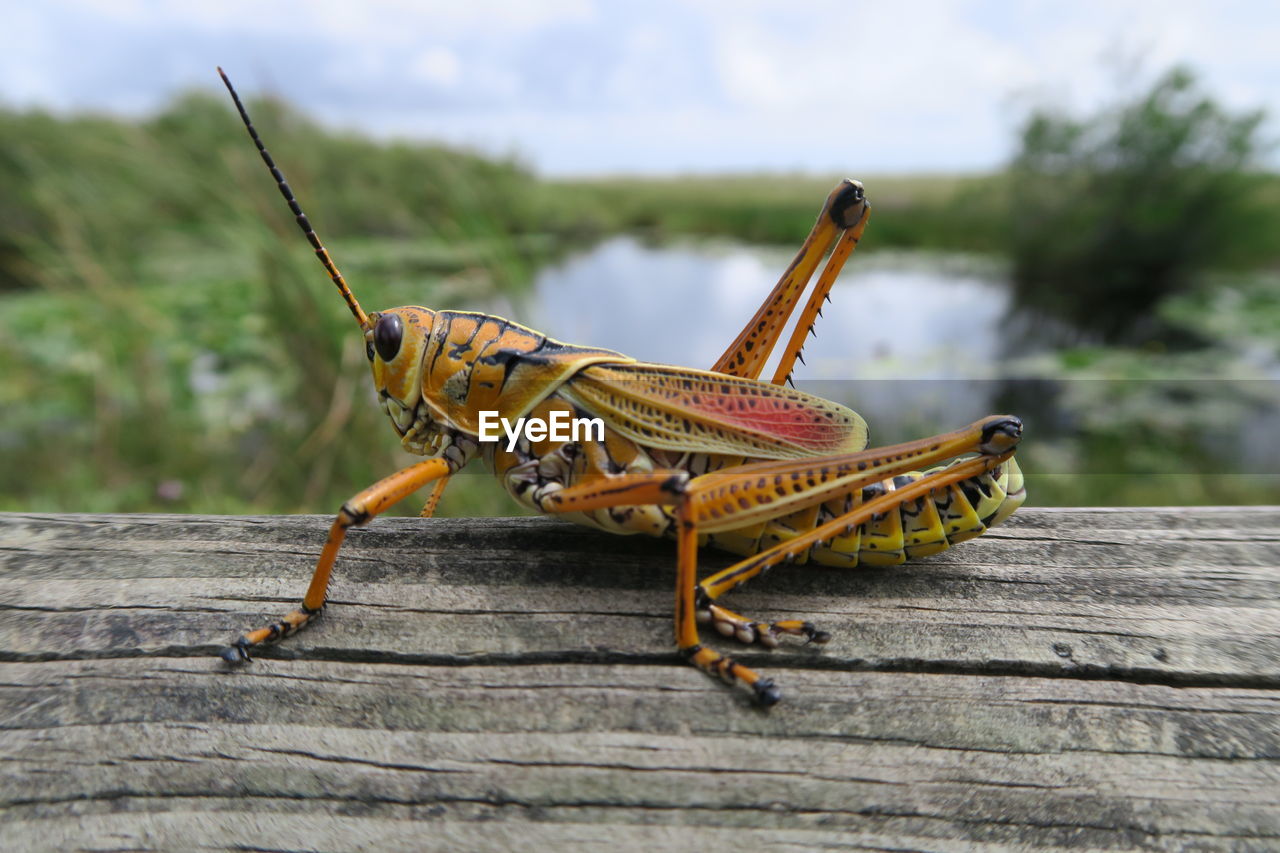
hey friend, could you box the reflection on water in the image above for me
[527,237,1013,374]
[519,237,1280,503]
[524,236,1022,432]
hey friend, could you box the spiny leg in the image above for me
[683,458,1009,703]
[770,223,865,387]
[694,453,1013,649]
[690,415,1021,631]
[220,456,452,663]
[419,475,450,518]
[543,415,1021,704]
[682,416,1020,674]
[712,180,869,381]
[538,470,782,705]
[672,499,785,705]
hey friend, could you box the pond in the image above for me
[519,236,1023,434]
[516,236,1279,505]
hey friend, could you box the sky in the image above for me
[2,0,1277,175]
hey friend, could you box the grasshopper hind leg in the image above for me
[698,601,832,648]
[544,417,1021,705]
[697,456,1027,651]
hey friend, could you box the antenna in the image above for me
[217,67,370,332]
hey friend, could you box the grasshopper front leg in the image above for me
[419,475,450,518]
[220,456,453,663]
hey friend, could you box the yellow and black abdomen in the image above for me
[700,456,1025,568]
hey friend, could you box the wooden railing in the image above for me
[2,508,1278,848]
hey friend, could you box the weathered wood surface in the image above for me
[1,507,1278,851]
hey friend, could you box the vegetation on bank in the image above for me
[0,68,1276,516]
[549,172,1014,254]
[1009,68,1275,343]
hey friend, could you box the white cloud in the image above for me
[2,0,1277,174]
[410,48,461,89]
[57,0,595,37]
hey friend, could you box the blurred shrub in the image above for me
[0,91,552,292]
[1008,67,1273,343]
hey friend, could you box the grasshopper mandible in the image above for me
[216,69,1025,705]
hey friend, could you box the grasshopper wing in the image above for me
[561,362,868,460]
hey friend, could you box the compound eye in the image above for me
[374,313,403,362]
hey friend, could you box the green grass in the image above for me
[550,172,1013,252]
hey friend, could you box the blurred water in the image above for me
[520,237,1280,486]
[523,236,1022,434]
[527,237,1011,372]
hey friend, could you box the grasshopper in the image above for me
[216,69,1025,705]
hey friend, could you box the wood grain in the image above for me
[1,508,1278,850]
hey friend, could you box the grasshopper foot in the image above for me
[701,604,832,649]
[219,637,252,664]
[684,644,781,707]
[753,678,782,707]
[218,605,320,665]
